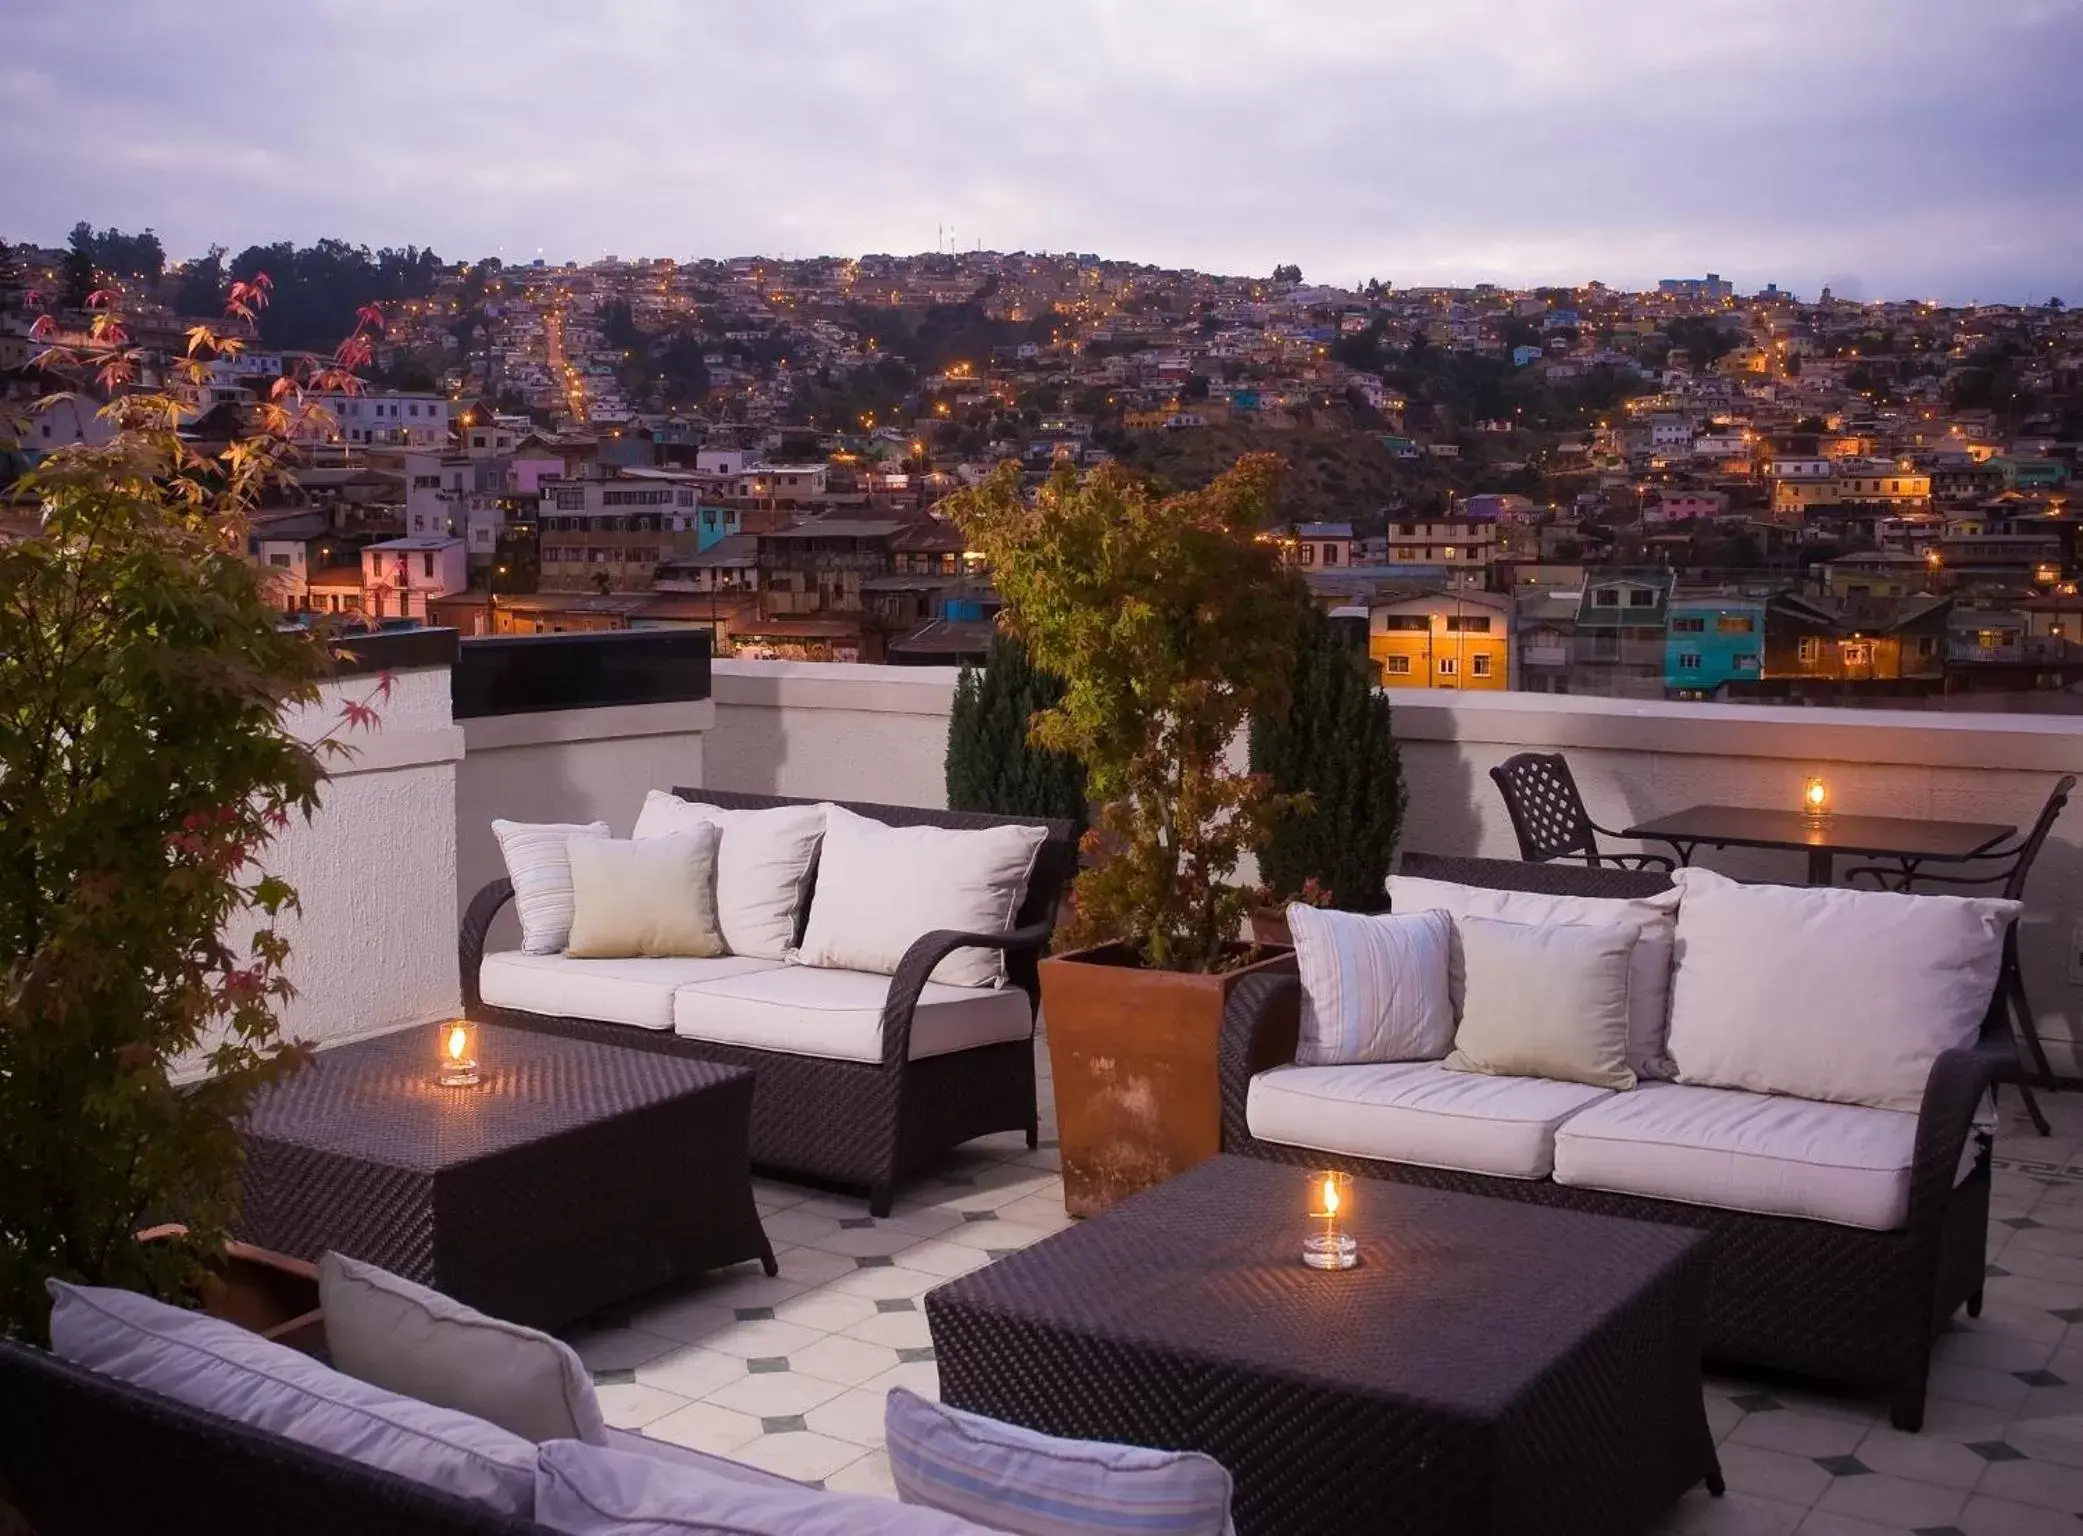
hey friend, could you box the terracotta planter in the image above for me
[138,1225,325,1354]
[1041,943,1298,1218]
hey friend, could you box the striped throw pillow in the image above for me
[1288,904,1454,1065]
[886,1388,1234,1536]
[492,820,609,955]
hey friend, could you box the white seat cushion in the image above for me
[1245,1060,1614,1180]
[479,951,785,1031]
[1553,1081,1930,1231]
[673,965,1032,1063]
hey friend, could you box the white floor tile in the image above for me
[804,1386,897,1447]
[822,1448,898,1499]
[595,1381,690,1430]
[730,1429,872,1483]
[704,1368,850,1419]
[642,1399,764,1457]
[790,1334,904,1388]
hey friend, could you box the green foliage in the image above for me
[227,239,443,350]
[1272,263,1303,284]
[1251,611,1405,910]
[946,633,1088,831]
[0,422,330,1342]
[174,245,227,317]
[948,458,1308,972]
[1663,315,1738,368]
[67,221,165,287]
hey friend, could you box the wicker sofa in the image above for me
[461,790,1077,1216]
[1217,853,1997,1432]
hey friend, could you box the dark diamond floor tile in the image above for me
[855,1255,894,1269]
[1966,1440,2027,1462]
[2000,1216,2045,1230]
[875,1298,918,1313]
[838,1217,876,1230]
[897,1346,936,1364]
[939,1174,977,1188]
[2014,1368,2066,1387]
[1814,1455,1870,1477]
[592,1367,636,1386]
[746,1357,789,1374]
[1728,1391,1783,1414]
[734,1306,774,1322]
[1986,1263,2011,1278]
[761,1414,806,1433]
[2050,1307,2083,1324]
[1038,1139,1059,1149]
[962,1210,999,1223]
[1912,1526,1967,1536]
[985,1249,1022,1261]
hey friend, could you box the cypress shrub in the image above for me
[945,631,1088,831]
[1251,609,1405,911]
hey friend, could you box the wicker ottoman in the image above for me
[235,1022,774,1329]
[927,1155,1720,1536]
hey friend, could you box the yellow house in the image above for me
[1368,590,1513,690]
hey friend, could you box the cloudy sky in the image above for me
[7,0,2079,302]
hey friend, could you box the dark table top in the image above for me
[928,1155,1706,1419]
[240,1022,748,1173]
[1624,804,2014,861]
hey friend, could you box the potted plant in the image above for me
[0,282,380,1345]
[945,630,1088,833]
[948,455,1308,1216]
[1248,607,1407,947]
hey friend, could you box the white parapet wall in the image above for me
[696,659,2083,1077]
[253,662,467,1052]
[705,660,960,809]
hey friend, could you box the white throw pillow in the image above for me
[633,792,826,960]
[565,829,727,960]
[47,1279,536,1515]
[534,1437,998,1535]
[795,806,1049,988]
[885,1386,1235,1536]
[496,819,611,955]
[1444,916,1638,1090]
[1664,867,2019,1113]
[1388,874,1682,1077]
[1287,905,1454,1065]
[318,1252,607,1446]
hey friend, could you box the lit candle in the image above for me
[1802,775,1831,821]
[1303,1171,1358,1271]
[437,1020,481,1088]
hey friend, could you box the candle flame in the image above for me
[1806,782,1825,807]
[447,1024,468,1062]
[1321,1175,1339,1216]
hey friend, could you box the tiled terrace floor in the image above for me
[564,1040,2083,1535]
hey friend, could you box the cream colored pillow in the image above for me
[564,828,726,959]
[1444,916,1638,1090]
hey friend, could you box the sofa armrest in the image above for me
[458,878,515,1012]
[1905,1043,1996,1240]
[1218,971,1303,1152]
[881,921,1054,1069]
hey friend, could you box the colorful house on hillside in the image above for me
[1665,596,1765,697]
[1367,589,1513,691]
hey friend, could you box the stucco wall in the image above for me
[454,700,713,951]
[705,661,957,809]
[251,665,465,1052]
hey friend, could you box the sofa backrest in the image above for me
[674,789,1079,994]
[0,1338,551,1536]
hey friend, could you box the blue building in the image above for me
[1511,344,1543,368]
[689,504,741,553]
[1665,596,1765,697]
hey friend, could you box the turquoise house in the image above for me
[1665,597,1766,696]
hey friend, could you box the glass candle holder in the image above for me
[1303,1170,1357,1271]
[1801,775,1831,822]
[437,1020,481,1088]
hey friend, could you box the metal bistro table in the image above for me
[1623,804,2016,887]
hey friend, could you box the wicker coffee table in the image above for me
[927,1155,1720,1536]
[235,1022,773,1329]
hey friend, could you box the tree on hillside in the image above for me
[174,245,226,316]
[1272,263,1303,284]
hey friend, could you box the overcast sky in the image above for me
[6,0,2079,303]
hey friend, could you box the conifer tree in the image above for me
[1251,609,1405,911]
[946,631,1087,832]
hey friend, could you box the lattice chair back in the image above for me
[1489,752,1603,865]
[2002,774,2076,902]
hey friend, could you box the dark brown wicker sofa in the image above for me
[1217,853,1996,1432]
[461,790,1077,1216]
[0,1339,552,1536]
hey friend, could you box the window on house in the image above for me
[1298,545,1314,565]
[1842,642,1872,666]
[1445,616,1491,633]
[1322,545,1340,566]
[1471,654,1492,677]
[1797,637,1821,664]
[1677,651,1703,670]
[267,553,293,569]
[1595,590,1620,607]
[1671,617,1706,633]
[1383,655,1411,675]
[1378,616,1429,631]
[1437,657,1458,676]
[422,554,435,579]
[1628,590,1657,608]
[1716,616,1755,634]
